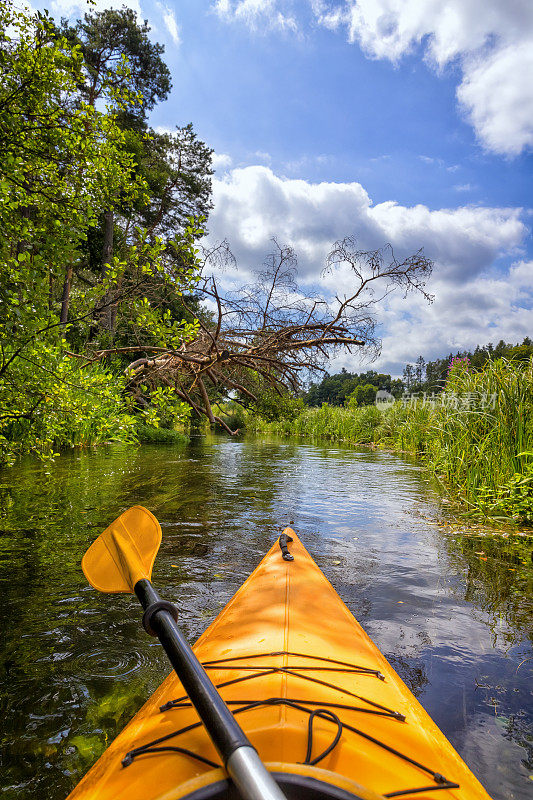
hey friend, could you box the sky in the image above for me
[34,0,532,376]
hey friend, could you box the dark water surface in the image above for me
[0,436,532,799]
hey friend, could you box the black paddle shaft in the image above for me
[134,579,250,765]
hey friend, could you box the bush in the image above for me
[135,424,188,444]
[251,391,305,423]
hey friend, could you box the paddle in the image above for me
[82,505,286,800]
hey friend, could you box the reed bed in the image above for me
[248,358,533,524]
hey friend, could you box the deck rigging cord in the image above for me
[122,651,460,798]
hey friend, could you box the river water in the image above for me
[0,436,531,799]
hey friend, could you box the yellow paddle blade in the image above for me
[82,505,162,594]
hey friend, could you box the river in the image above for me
[0,435,531,799]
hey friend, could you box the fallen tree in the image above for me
[93,237,433,434]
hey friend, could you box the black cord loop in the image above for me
[304,708,343,766]
[121,652,460,797]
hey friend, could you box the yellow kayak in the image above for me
[68,521,492,800]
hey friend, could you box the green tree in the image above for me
[0,2,198,464]
[60,8,213,337]
[61,6,171,116]
[347,383,377,408]
[59,6,174,329]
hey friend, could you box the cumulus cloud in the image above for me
[371,262,533,374]
[208,165,524,277]
[314,0,533,156]
[205,165,529,373]
[457,41,533,156]
[212,153,233,171]
[213,0,298,33]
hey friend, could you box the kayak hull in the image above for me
[67,530,492,800]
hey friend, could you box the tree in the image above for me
[415,355,426,389]
[0,2,199,464]
[61,7,171,115]
[119,123,213,240]
[403,364,414,390]
[95,237,434,434]
[60,6,174,329]
[347,383,377,407]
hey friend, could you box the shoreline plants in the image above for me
[248,357,533,526]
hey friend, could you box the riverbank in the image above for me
[247,358,533,527]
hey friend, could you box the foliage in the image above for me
[248,401,382,444]
[347,383,377,408]
[477,455,533,524]
[403,337,533,394]
[251,389,305,423]
[60,6,171,115]
[427,357,533,522]
[0,352,138,463]
[212,401,247,432]
[0,2,204,466]
[129,123,214,236]
[305,369,402,406]
[135,424,189,443]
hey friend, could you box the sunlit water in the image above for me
[0,436,531,799]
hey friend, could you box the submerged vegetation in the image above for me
[249,357,533,526]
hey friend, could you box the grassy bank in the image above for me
[248,358,533,525]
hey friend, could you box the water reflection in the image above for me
[0,436,531,800]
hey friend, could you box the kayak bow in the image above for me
[68,509,492,800]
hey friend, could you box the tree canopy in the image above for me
[0,2,204,464]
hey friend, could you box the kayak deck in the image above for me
[68,530,491,800]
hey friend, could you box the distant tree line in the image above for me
[305,369,403,407]
[403,338,533,393]
[304,338,533,407]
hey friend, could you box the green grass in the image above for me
[247,402,383,444]
[135,424,189,444]
[248,358,533,525]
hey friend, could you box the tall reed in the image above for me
[426,357,533,517]
[248,358,533,523]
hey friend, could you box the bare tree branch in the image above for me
[81,237,433,432]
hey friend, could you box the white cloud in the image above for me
[50,0,142,17]
[212,153,233,171]
[157,3,181,45]
[457,41,533,156]
[314,0,533,156]
[371,261,533,374]
[206,164,529,374]
[209,165,524,278]
[252,150,272,164]
[213,0,299,33]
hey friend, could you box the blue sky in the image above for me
[39,0,532,375]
